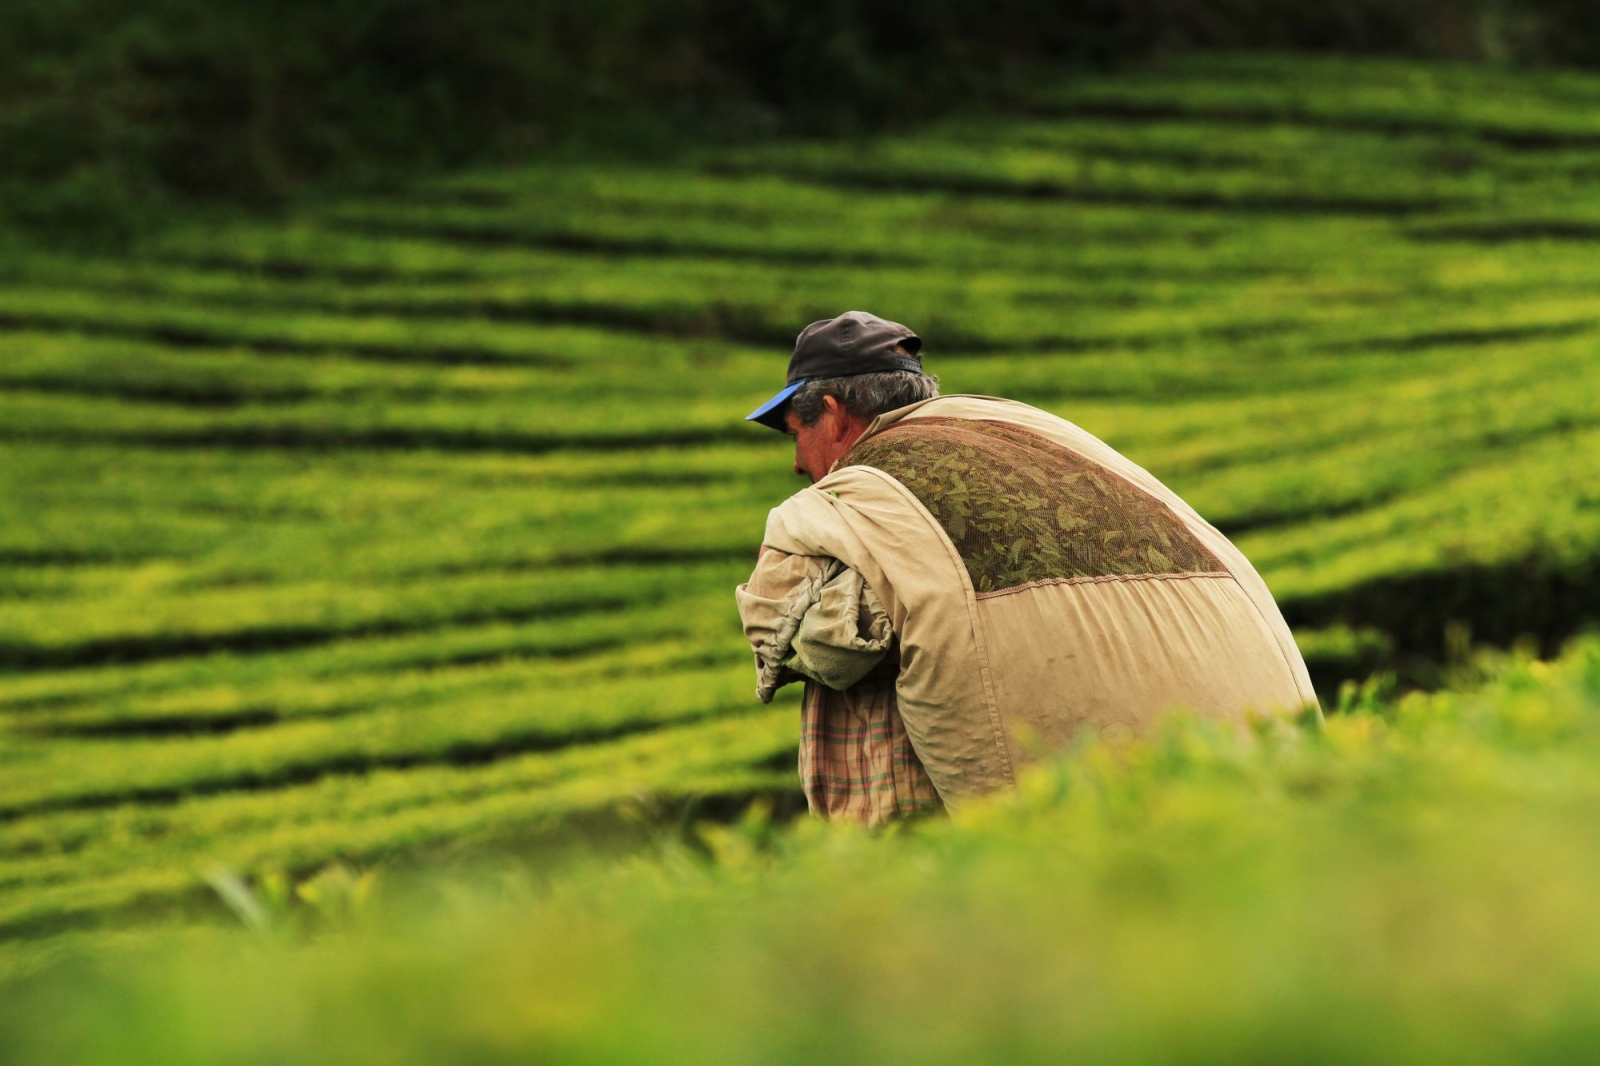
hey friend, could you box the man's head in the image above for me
[746,311,940,482]
[782,371,940,480]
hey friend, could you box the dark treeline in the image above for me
[5,0,1600,236]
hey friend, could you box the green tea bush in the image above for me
[0,707,798,939]
[7,639,1600,1063]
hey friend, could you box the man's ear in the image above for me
[822,395,851,441]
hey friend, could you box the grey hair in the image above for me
[789,371,941,427]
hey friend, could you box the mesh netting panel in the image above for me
[842,418,1224,595]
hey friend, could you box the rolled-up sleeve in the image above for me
[736,550,893,703]
[736,549,835,703]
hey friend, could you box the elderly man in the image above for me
[737,311,1319,825]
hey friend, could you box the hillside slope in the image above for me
[4,53,1600,943]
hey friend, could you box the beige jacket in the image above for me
[744,395,1319,808]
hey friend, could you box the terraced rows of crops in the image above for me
[5,53,1600,948]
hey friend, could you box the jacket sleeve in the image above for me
[736,550,894,703]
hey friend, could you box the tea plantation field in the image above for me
[11,639,1600,1063]
[5,53,1600,954]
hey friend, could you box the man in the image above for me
[737,311,1319,826]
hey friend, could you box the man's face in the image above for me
[784,408,835,483]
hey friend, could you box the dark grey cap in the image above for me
[745,311,923,431]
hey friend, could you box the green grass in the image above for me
[5,51,1600,954]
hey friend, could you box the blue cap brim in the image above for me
[745,381,804,432]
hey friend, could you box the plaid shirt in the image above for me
[798,652,943,826]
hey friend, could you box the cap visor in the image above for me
[745,381,803,432]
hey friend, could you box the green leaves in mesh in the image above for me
[843,418,1224,595]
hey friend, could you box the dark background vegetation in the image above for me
[5,0,1600,238]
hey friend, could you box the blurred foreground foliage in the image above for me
[8,0,1600,238]
[7,637,1600,1062]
